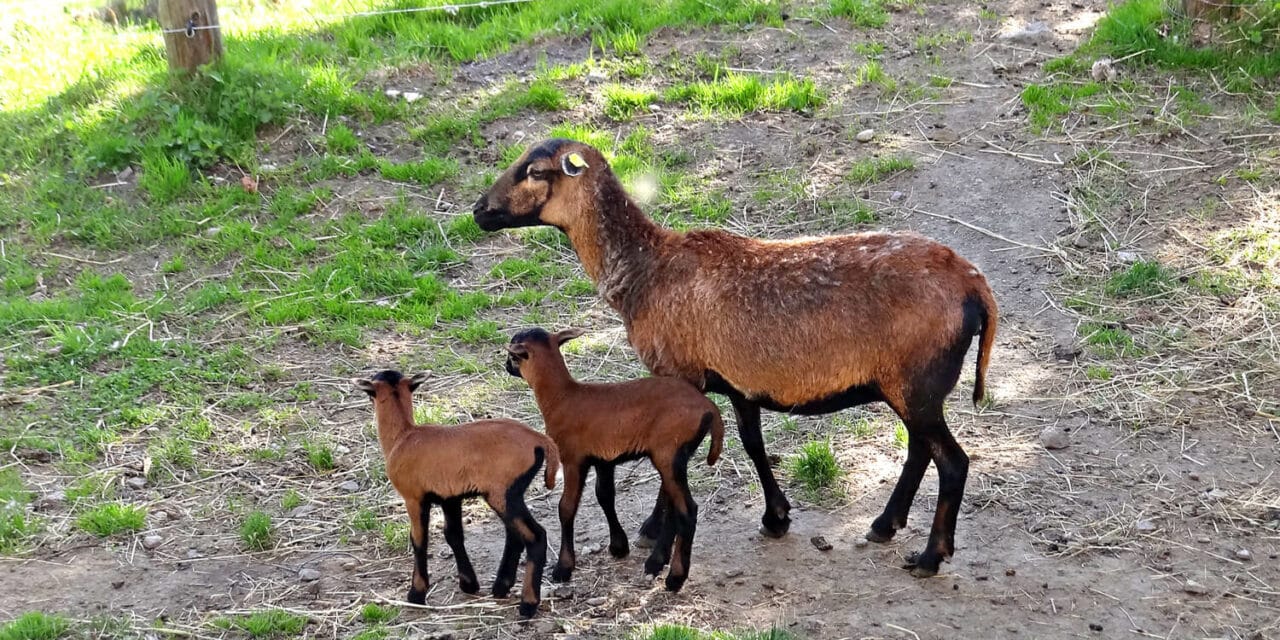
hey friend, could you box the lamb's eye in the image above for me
[528,169,553,181]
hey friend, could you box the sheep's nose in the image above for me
[472,196,487,215]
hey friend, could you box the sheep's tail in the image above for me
[972,285,999,406]
[703,411,724,466]
[541,438,560,489]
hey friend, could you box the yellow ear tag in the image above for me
[567,153,588,169]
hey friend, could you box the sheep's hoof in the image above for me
[759,511,791,538]
[643,555,667,577]
[492,581,513,598]
[407,587,427,605]
[864,528,895,544]
[459,576,480,595]
[517,601,539,618]
[633,535,657,550]
[664,573,687,592]
[550,565,573,583]
[609,540,630,558]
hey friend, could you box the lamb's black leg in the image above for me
[553,461,587,582]
[441,497,479,594]
[406,498,431,605]
[506,497,547,618]
[905,421,968,578]
[729,395,790,537]
[594,462,629,558]
[492,526,522,598]
[636,491,668,549]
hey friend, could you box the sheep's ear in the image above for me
[408,372,430,392]
[561,152,588,177]
[353,379,376,396]
[506,343,529,357]
[553,327,587,346]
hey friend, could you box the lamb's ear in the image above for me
[561,152,588,177]
[409,372,430,392]
[506,343,529,357]
[553,327,587,346]
[353,378,376,396]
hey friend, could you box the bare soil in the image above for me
[4,2,1278,639]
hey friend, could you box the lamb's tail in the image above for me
[972,286,999,406]
[541,439,560,489]
[703,411,724,466]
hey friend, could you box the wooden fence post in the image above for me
[158,0,223,72]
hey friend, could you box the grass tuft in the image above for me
[76,503,146,537]
[1105,260,1175,298]
[0,612,70,640]
[830,0,889,28]
[240,511,272,550]
[139,152,192,204]
[787,440,840,494]
[360,603,398,624]
[213,610,306,638]
[666,74,823,115]
[846,156,915,183]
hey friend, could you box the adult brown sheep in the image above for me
[472,138,998,577]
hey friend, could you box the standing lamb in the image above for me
[505,327,724,592]
[354,370,557,617]
[472,139,998,578]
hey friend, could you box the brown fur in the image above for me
[355,371,557,617]
[506,327,723,590]
[475,139,999,578]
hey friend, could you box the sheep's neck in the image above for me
[373,392,417,458]
[564,175,668,317]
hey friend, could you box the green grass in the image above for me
[1086,365,1114,381]
[0,612,70,640]
[303,440,336,472]
[139,151,193,204]
[787,440,840,494]
[325,123,361,154]
[359,603,398,625]
[0,469,38,552]
[1082,322,1137,357]
[636,625,798,640]
[830,0,889,28]
[852,60,895,93]
[76,503,146,537]
[846,155,915,183]
[281,490,303,511]
[892,423,909,449]
[213,610,306,638]
[1105,260,1175,298]
[604,85,659,120]
[666,74,823,115]
[240,511,272,550]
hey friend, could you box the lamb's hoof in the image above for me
[903,551,942,578]
[664,573,687,592]
[459,576,480,595]
[759,511,791,538]
[609,541,630,558]
[643,555,666,577]
[633,535,657,550]
[492,580,513,598]
[517,601,539,618]
[550,565,573,583]
[407,587,426,605]
[865,528,896,543]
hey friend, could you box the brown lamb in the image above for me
[354,370,558,617]
[473,139,998,578]
[505,327,724,592]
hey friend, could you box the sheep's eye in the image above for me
[528,169,553,181]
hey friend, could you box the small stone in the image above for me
[33,491,66,511]
[810,535,833,551]
[403,92,422,103]
[1039,425,1069,450]
[335,445,351,455]
[854,539,869,549]
[927,128,960,144]
[533,620,560,636]
[999,21,1051,43]
[259,163,277,173]
[1135,520,1156,533]
[339,480,360,493]
[287,505,315,518]
[125,477,147,490]
[1235,549,1252,561]
[585,596,607,607]
[549,584,574,599]
[1052,343,1082,362]
[15,448,52,463]
[186,548,201,559]
[725,568,744,579]
[384,89,401,98]
[889,191,906,202]
[1183,579,1208,595]
[116,166,134,181]
[1188,472,1200,481]
[1196,535,1212,544]
[141,534,163,550]
[1116,250,1140,263]
[582,543,603,555]
[1005,568,1016,577]
[341,561,358,571]
[1090,59,1117,83]
[112,579,125,589]
[855,128,875,142]
[298,568,321,582]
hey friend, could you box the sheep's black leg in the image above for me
[729,395,791,537]
[635,491,668,549]
[906,423,968,578]
[492,526,522,598]
[406,498,431,605]
[664,443,698,593]
[505,496,547,618]
[593,462,629,558]
[867,425,932,543]
[441,497,479,594]
[642,465,683,578]
[552,461,587,582]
